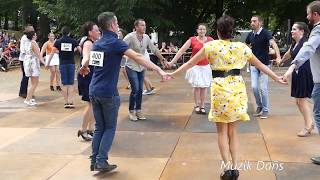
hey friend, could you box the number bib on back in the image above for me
[61,43,72,51]
[89,51,104,67]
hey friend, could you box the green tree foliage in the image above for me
[0,0,315,46]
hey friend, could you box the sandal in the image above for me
[194,106,200,114]
[297,124,314,137]
[200,107,206,114]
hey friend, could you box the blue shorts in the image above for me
[60,64,75,85]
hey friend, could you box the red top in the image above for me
[190,36,213,65]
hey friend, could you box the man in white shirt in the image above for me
[18,25,35,98]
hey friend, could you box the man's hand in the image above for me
[156,68,172,82]
[275,76,288,85]
[282,70,292,83]
[79,66,90,76]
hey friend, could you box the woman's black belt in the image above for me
[212,69,241,78]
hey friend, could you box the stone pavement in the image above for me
[0,67,319,180]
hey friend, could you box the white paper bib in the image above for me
[61,43,72,51]
[89,51,104,67]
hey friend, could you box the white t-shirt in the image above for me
[19,35,29,61]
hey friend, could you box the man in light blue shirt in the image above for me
[283,0,320,165]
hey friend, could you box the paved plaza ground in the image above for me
[0,67,319,180]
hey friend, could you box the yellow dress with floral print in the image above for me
[204,40,253,123]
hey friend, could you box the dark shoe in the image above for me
[64,103,70,108]
[50,86,55,91]
[231,169,239,180]
[94,162,117,172]
[56,86,62,91]
[19,93,27,98]
[87,130,94,137]
[90,155,95,171]
[68,103,75,109]
[77,130,92,141]
[311,156,320,165]
[220,170,233,180]
[254,107,263,116]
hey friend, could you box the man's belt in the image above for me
[212,69,241,78]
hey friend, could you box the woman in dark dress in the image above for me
[77,21,101,141]
[282,22,315,137]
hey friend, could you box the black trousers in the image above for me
[19,61,29,96]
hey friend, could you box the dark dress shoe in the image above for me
[231,169,239,180]
[311,156,320,165]
[220,170,233,180]
[56,86,62,91]
[87,130,94,137]
[19,94,27,98]
[50,86,55,91]
[94,162,117,172]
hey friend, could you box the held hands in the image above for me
[79,66,90,77]
[156,68,173,82]
[282,71,291,84]
[282,65,295,83]
[275,76,288,85]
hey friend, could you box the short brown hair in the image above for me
[134,19,145,27]
[308,1,320,15]
[97,12,116,31]
[217,15,235,39]
[252,15,264,23]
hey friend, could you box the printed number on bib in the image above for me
[89,51,104,67]
[61,43,72,51]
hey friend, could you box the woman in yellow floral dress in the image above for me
[169,16,285,180]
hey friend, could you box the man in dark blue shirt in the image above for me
[48,26,81,108]
[245,15,281,119]
[79,12,168,172]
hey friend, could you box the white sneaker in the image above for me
[24,100,36,106]
[143,87,156,95]
[30,99,37,105]
[149,87,156,94]
[136,111,146,120]
[142,90,149,95]
[129,112,138,121]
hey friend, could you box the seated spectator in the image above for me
[159,42,168,53]
[168,42,178,53]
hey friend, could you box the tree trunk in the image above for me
[14,11,19,31]
[216,0,224,19]
[39,14,50,44]
[4,12,8,30]
[212,0,224,38]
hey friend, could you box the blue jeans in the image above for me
[59,64,75,85]
[250,66,269,112]
[125,67,145,111]
[90,96,120,165]
[312,83,320,133]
